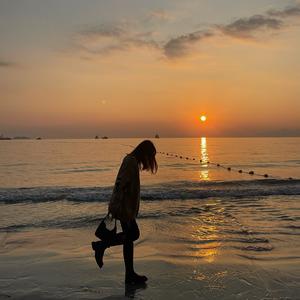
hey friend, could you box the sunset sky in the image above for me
[1,0,300,138]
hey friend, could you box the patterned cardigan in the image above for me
[108,154,140,222]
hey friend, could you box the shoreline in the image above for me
[1,224,299,299]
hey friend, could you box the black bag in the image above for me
[95,213,117,241]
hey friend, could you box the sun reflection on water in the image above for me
[199,137,210,180]
[189,202,225,263]
[191,223,221,263]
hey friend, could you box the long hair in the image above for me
[130,140,158,174]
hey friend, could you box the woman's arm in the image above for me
[111,156,140,221]
[122,156,140,220]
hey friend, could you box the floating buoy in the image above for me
[127,147,293,181]
[156,149,293,180]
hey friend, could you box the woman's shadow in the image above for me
[100,283,147,299]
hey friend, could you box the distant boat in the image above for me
[102,136,108,139]
[95,135,99,139]
[0,134,11,140]
[155,134,160,138]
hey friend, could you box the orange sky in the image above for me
[0,0,300,137]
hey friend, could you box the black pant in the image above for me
[109,219,140,275]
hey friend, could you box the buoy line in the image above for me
[119,144,295,181]
[157,151,294,181]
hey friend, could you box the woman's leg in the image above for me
[92,231,125,268]
[91,220,138,269]
[121,220,147,284]
[121,219,140,276]
[92,219,147,283]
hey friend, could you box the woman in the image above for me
[92,140,158,284]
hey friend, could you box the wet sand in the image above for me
[1,209,299,300]
[1,253,298,299]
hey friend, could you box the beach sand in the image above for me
[1,210,299,300]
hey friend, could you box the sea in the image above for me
[1,137,300,232]
[0,137,300,299]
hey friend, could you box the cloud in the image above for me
[74,24,159,56]
[0,60,16,68]
[148,10,173,21]
[216,5,300,40]
[80,24,125,38]
[217,15,282,38]
[267,4,300,18]
[163,30,214,58]
[73,4,300,60]
[162,5,300,58]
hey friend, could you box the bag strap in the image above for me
[106,212,117,228]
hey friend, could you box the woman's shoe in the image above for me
[125,272,148,284]
[91,241,107,269]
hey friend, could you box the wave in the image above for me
[0,179,299,204]
[1,211,299,234]
[54,167,111,174]
[0,215,101,232]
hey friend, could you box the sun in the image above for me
[200,115,207,122]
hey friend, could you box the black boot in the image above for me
[91,233,125,270]
[91,241,107,269]
[123,240,148,284]
[125,272,148,284]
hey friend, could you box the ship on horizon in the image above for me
[0,134,11,140]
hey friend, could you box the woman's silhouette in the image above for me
[92,140,158,284]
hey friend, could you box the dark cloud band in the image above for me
[217,15,282,38]
[0,61,16,68]
[75,4,300,59]
[267,5,300,18]
[75,24,158,55]
[163,31,214,58]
